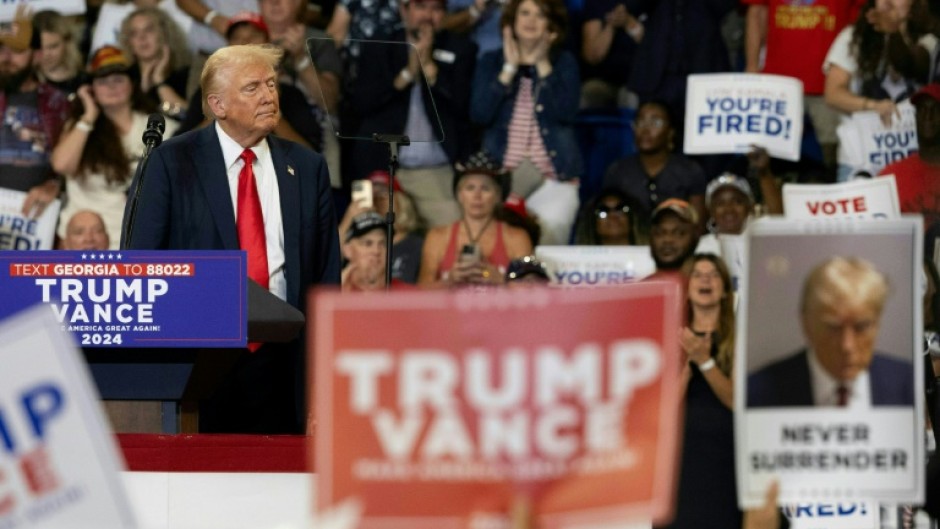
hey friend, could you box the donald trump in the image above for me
[748,257,914,408]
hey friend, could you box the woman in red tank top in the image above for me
[418,151,534,287]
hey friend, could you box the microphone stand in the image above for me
[122,127,163,249]
[372,133,410,290]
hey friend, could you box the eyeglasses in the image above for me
[633,117,667,130]
[595,204,630,219]
[690,271,721,281]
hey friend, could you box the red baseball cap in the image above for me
[367,170,403,193]
[911,83,940,105]
[226,11,270,40]
[503,193,528,220]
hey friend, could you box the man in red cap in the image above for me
[879,83,940,234]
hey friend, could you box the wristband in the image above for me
[626,21,643,40]
[698,358,716,372]
[202,9,218,26]
[468,4,481,19]
[501,62,517,75]
[399,68,414,83]
[75,120,94,133]
[295,56,312,71]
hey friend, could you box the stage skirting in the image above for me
[118,433,313,529]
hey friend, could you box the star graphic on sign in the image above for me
[108,253,114,260]
[90,253,97,260]
[81,253,88,260]
[99,253,106,260]
[116,253,122,260]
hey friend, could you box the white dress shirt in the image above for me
[216,123,287,302]
[807,348,871,409]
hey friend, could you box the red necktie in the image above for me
[237,149,268,353]
[836,385,849,407]
[237,148,269,289]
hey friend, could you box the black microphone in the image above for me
[123,113,165,249]
[142,112,165,148]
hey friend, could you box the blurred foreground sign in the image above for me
[312,284,683,529]
[0,304,136,528]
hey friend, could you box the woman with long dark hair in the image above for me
[824,0,937,179]
[573,188,638,245]
[656,253,740,529]
[51,46,176,249]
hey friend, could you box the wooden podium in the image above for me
[85,280,304,433]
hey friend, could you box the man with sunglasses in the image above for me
[602,101,707,240]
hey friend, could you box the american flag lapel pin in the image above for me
[287,165,295,175]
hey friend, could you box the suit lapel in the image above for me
[196,125,239,250]
[269,136,301,307]
[796,350,816,406]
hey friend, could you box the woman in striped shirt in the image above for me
[470,0,582,245]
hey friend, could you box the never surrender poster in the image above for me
[735,218,924,507]
[313,285,684,529]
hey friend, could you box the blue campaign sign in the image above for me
[0,250,247,348]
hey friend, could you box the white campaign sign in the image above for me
[684,73,804,161]
[535,245,655,286]
[90,0,193,54]
[785,501,878,529]
[735,218,924,508]
[0,304,137,528]
[782,177,901,220]
[0,0,85,20]
[835,102,917,176]
[0,188,60,250]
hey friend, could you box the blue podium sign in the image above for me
[0,250,247,348]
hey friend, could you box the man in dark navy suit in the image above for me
[121,44,341,433]
[748,257,914,408]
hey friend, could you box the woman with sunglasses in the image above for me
[602,100,707,241]
[573,188,638,245]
